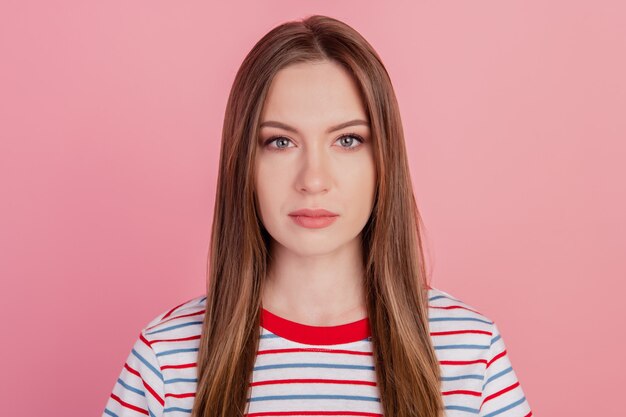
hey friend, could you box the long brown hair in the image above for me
[192,14,443,417]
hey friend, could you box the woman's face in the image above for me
[254,60,376,257]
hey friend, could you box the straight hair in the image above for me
[191,14,444,417]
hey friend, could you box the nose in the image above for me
[295,145,332,194]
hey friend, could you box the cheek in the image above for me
[254,159,270,219]
[255,155,274,193]
[358,175,376,207]
[348,156,376,192]
[354,159,377,216]
[255,160,288,216]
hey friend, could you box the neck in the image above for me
[261,238,368,326]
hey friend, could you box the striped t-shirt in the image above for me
[102,287,532,417]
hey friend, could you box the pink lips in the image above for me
[289,208,338,217]
[288,208,339,229]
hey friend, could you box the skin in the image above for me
[254,60,376,326]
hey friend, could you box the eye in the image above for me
[263,133,365,152]
[336,133,365,150]
[264,136,295,151]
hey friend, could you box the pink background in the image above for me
[1,1,624,415]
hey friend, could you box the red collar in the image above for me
[260,308,370,345]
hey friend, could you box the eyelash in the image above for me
[262,132,365,152]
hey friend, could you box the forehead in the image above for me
[260,60,368,126]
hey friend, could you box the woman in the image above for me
[102,15,532,417]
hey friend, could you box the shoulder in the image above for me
[426,286,496,346]
[141,294,207,341]
[102,295,207,415]
[426,287,531,415]
[427,286,494,323]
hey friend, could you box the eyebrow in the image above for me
[259,119,370,134]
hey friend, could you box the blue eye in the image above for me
[263,133,365,152]
[267,136,293,150]
[336,133,365,149]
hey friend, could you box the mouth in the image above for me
[288,208,339,217]
[288,213,339,229]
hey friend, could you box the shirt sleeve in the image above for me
[102,330,165,417]
[478,322,532,417]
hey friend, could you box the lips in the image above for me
[288,208,339,229]
[288,208,339,217]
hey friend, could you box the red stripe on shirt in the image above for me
[160,300,190,321]
[142,378,164,406]
[486,350,507,368]
[258,347,372,356]
[442,389,482,397]
[149,335,202,344]
[430,329,492,336]
[161,362,197,370]
[153,309,206,328]
[110,393,149,415]
[429,305,483,315]
[139,333,153,349]
[481,381,520,407]
[440,359,488,366]
[123,362,165,406]
[246,411,383,417]
[165,392,197,399]
[124,363,141,378]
